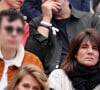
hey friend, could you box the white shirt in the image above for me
[0,59,13,90]
[48,69,75,90]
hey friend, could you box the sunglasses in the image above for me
[4,25,24,35]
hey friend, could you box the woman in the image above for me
[49,28,100,90]
[0,0,29,47]
[0,0,24,10]
[6,64,49,90]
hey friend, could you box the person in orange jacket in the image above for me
[0,9,43,90]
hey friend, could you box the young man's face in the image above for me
[0,17,24,49]
[4,0,24,9]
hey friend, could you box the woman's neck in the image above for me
[1,47,17,60]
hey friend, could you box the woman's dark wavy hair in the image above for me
[61,28,100,74]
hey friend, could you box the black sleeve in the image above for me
[25,17,48,62]
[91,13,100,31]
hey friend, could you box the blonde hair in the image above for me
[5,64,49,90]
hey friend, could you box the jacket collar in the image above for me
[52,5,86,22]
[0,45,24,67]
[70,5,86,19]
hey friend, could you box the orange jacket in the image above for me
[0,51,43,83]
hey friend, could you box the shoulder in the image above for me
[23,51,43,71]
[71,7,92,19]
[49,69,65,75]
[73,9,100,28]
[48,69,74,90]
[49,69,69,80]
[73,7,98,19]
[29,16,42,26]
[93,85,100,90]
[24,51,39,59]
[29,16,42,32]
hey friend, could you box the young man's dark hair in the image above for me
[0,9,25,26]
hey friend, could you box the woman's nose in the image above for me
[88,48,93,54]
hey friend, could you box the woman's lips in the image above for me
[17,0,23,5]
[85,57,94,61]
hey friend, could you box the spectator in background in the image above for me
[0,9,43,90]
[25,0,100,75]
[6,64,49,90]
[69,0,90,12]
[0,0,30,47]
[21,0,42,22]
[49,29,100,90]
[91,0,100,16]
[0,0,24,10]
[92,0,100,11]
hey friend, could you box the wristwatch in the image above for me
[40,20,52,29]
[40,20,59,36]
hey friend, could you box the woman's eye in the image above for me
[33,89,39,90]
[23,84,30,88]
[93,47,98,50]
[33,87,40,90]
[81,45,88,48]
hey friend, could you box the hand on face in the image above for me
[42,0,61,22]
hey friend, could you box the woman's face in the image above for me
[75,40,99,67]
[16,74,41,90]
[4,0,24,9]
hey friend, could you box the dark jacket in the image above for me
[69,0,90,12]
[93,0,100,15]
[25,7,100,75]
[21,0,42,21]
[93,0,100,10]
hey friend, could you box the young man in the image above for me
[25,0,100,75]
[0,9,43,90]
